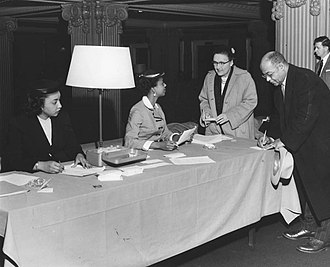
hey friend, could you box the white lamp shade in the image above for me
[66,45,135,89]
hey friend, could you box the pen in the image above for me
[263,130,267,144]
[39,178,52,191]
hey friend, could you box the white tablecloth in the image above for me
[0,138,300,267]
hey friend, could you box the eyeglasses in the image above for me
[212,60,231,66]
[261,71,276,79]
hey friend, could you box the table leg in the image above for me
[248,227,256,249]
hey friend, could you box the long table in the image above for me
[0,138,300,267]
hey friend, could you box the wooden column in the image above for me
[273,0,328,69]
[62,1,128,142]
[0,17,17,155]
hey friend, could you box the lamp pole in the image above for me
[98,89,103,148]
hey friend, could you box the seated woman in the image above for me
[124,70,180,151]
[1,79,90,173]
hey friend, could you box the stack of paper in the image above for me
[192,134,232,145]
[98,170,123,181]
[62,164,105,177]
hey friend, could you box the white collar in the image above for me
[321,52,330,63]
[282,76,287,88]
[142,96,158,110]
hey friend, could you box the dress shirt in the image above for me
[37,116,52,145]
[319,53,330,76]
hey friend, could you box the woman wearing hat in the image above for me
[1,79,90,173]
[124,70,180,151]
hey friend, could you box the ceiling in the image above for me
[0,0,274,28]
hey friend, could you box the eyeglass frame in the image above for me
[261,70,277,80]
[212,60,231,66]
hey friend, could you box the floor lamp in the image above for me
[66,45,135,147]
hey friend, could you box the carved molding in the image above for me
[62,1,127,35]
[271,0,321,20]
[0,17,17,39]
[271,0,284,21]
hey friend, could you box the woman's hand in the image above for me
[202,112,211,126]
[73,153,91,168]
[153,141,177,151]
[215,113,229,125]
[37,161,64,174]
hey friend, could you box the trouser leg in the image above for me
[315,218,330,242]
[301,202,318,231]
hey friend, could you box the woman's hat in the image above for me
[139,70,165,79]
[271,147,294,186]
[28,79,61,95]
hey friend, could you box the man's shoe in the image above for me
[296,238,330,253]
[282,229,315,240]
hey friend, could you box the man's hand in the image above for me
[257,135,274,148]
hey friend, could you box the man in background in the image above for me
[314,35,330,88]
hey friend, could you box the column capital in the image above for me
[61,1,128,35]
[0,17,17,36]
[272,0,320,20]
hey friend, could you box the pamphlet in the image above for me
[176,126,197,146]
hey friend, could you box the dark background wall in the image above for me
[6,12,275,147]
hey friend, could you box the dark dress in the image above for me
[1,111,83,173]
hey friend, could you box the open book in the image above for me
[176,126,197,146]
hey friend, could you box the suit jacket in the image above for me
[124,99,173,149]
[199,66,257,139]
[270,64,330,221]
[1,111,83,173]
[315,56,330,89]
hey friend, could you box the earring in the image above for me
[153,92,156,97]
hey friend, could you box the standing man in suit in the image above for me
[258,51,330,253]
[314,36,330,89]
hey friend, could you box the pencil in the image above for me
[39,178,52,191]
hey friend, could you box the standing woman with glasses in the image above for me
[124,70,179,151]
[199,45,258,139]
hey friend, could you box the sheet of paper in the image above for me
[140,159,164,164]
[163,152,186,158]
[98,170,123,181]
[0,173,37,186]
[192,134,232,145]
[0,181,28,197]
[141,162,172,169]
[38,188,53,193]
[119,166,144,176]
[176,126,196,146]
[169,156,215,165]
[62,164,105,177]
[250,146,263,150]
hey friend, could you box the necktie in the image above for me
[281,84,285,102]
[317,59,323,76]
